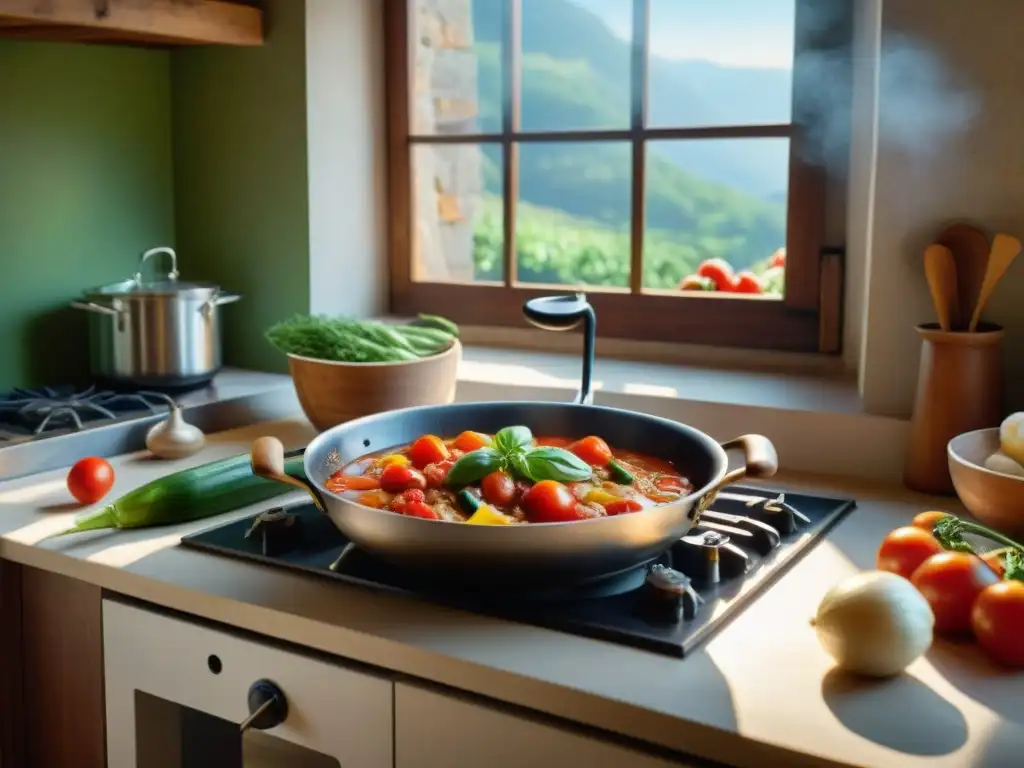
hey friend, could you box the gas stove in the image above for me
[182,487,855,657]
[0,385,175,444]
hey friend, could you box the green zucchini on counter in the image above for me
[48,451,307,537]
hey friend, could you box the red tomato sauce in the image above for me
[325,430,694,525]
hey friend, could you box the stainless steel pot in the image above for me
[250,295,778,588]
[71,247,241,389]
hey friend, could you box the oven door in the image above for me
[103,599,393,768]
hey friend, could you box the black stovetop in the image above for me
[181,487,855,658]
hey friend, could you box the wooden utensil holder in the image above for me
[904,322,1004,494]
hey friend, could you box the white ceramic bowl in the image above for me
[948,428,1024,536]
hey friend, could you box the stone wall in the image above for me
[411,0,484,282]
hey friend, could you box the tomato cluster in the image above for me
[876,511,1024,668]
[678,251,786,296]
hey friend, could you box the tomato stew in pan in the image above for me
[325,425,694,525]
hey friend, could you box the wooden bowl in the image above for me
[286,340,461,431]
[948,428,1024,536]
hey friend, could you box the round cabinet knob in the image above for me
[238,679,288,733]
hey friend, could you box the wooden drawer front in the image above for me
[395,682,697,768]
[103,599,393,768]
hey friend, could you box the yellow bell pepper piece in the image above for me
[378,453,410,467]
[584,489,621,507]
[466,504,514,525]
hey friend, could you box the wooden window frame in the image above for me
[385,0,845,353]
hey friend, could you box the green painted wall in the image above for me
[171,0,310,374]
[0,41,174,390]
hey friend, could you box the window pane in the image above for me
[648,0,794,128]
[642,139,789,297]
[410,0,502,135]
[412,143,503,283]
[520,0,631,131]
[516,142,631,287]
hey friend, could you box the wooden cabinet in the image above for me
[395,682,696,768]
[103,599,393,767]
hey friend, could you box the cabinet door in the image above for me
[103,599,393,768]
[395,682,697,768]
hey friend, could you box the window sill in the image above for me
[456,343,910,485]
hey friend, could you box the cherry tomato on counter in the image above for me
[876,526,944,580]
[523,480,584,523]
[911,552,1000,635]
[732,271,764,294]
[379,464,427,494]
[481,471,515,507]
[911,510,950,533]
[407,435,449,468]
[971,580,1024,668]
[697,259,735,292]
[67,456,115,505]
[569,436,613,467]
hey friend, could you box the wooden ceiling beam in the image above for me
[0,0,263,46]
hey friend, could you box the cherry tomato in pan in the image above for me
[523,480,582,523]
[453,430,491,452]
[697,259,735,292]
[981,549,1009,578]
[325,474,380,493]
[569,436,613,466]
[379,464,427,494]
[971,580,1024,668]
[876,526,944,580]
[401,501,439,520]
[423,458,455,488]
[911,552,1000,635]
[605,499,643,515]
[67,456,115,505]
[407,435,449,468]
[481,471,516,507]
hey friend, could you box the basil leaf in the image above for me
[521,447,593,483]
[494,425,533,455]
[509,451,531,480]
[445,448,503,487]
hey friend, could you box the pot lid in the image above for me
[82,246,224,298]
[85,277,222,298]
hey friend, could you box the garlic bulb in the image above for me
[812,571,934,678]
[146,405,206,459]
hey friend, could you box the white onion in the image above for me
[812,571,934,678]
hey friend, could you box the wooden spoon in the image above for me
[968,233,1022,331]
[251,436,325,511]
[938,223,989,330]
[923,243,958,331]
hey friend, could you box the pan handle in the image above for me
[693,435,779,519]
[251,436,326,512]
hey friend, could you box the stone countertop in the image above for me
[0,418,1021,768]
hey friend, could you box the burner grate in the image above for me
[0,385,175,435]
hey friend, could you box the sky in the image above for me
[569,0,796,69]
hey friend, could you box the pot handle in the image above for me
[70,300,121,317]
[135,246,179,284]
[251,436,326,512]
[200,292,242,318]
[694,435,779,518]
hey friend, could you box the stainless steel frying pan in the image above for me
[251,295,777,586]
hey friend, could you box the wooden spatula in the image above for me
[923,243,958,331]
[938,222,989,330]
[968,233,1022,331]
